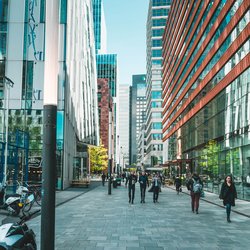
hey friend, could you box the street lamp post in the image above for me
[108,109,112,195]
[41,0,59,250]
[2,76,14,185]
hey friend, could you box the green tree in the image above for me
[89,145,108,173]
[200,140,220,177]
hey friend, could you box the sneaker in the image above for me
[196,211,199,214]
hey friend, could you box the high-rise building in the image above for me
[118,85,130,168]
[0,0,99,189]
[145,0,172,168]
[129,74,147,165]
[162,0,250,200]
[92,0,107,54]
[97,78,114,152]
[96,54,118,171]
[92,1,119,172]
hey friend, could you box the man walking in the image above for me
[139,172,149,203]
[126,171,137,204]
[152,173,161,203]
[101,172,106,186]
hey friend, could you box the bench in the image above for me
[71,179,90,188]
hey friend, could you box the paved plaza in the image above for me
[23,182,250,250]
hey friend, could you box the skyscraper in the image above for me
[92,0,107,54]
[129,74,147,165]
[145,0,172,168]
[162,0,250,200]
[92,1,119,171]
[118,85,130,168]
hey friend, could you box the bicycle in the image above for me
[16,182,42,213]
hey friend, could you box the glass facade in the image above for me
[162,0,250,200]
[0,0,99,190]
[129,74,147,165]
[145,0,172,168]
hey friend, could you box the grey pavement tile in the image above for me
[22,184,250,250]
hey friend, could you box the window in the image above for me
[152,39,162,47]
[152,49,162,57]
[152,29,164,37]
[152,59,162,65]
[151,91,162,99]
[152,8,169,17]
[152,19,166,27]
[151,101,162,108]
[152,122,162,129]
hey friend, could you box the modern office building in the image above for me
[92,1,119,172]
[162,0,250,199]
[145,0,172,168]
[96,54,118,171]
[137,124,146,169]
[129,74,147,165]
[118,85,130,168]
[97,78,114,155]
[92,0,107,54]
[0,0,99,189]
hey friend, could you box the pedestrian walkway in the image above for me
[27,182,250,250]
[167,185,250,218]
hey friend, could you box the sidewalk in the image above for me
[167,185,250,218]
[27,182,250,250]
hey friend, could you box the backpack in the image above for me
[192,178,202,193]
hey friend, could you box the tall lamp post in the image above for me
[108,108,112,195]
[41,0,59,250]
[2,76,14,185]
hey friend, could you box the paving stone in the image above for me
[23,183,250,249]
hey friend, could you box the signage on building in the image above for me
[28,156,42,168]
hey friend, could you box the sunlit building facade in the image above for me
[129,74,147,165]
[162,0,250,200]
[118,85,130,168]
[145,0,172,168]
[0,0,99,189]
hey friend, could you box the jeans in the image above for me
[225,203,232,218]
[140,185,146,202]
[153,186,160,201]
[128,185,135,202]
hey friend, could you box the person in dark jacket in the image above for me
[174,175,182,194]
[152,173,161,203]
[101,172,106,186]
[187,173,203,214]
[219,175,237,223]
[139,171,149,203]
[126,171,137,204]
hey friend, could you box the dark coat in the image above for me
[139,175,149,188]
[186,176,203,192]
[219,182,237,206]
[126,174,137,187]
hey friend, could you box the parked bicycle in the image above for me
[16,182,42,213]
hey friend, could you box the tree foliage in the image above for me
[200,140,220,176]
[89,145,108,173]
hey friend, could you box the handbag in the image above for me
[200,190,205,198]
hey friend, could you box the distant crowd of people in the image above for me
[100,170,239,223]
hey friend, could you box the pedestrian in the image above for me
[187,173,203,214]
[101,172,106,186]
[139,171,149,203]
[126,171,137,204]
[219,175,237,223]
[152,173,161,203]
[174,175,182,194]
[246,173,250,187]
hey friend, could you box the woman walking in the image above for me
[219,175,237,223]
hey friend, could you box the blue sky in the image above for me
[103,0,149,85]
